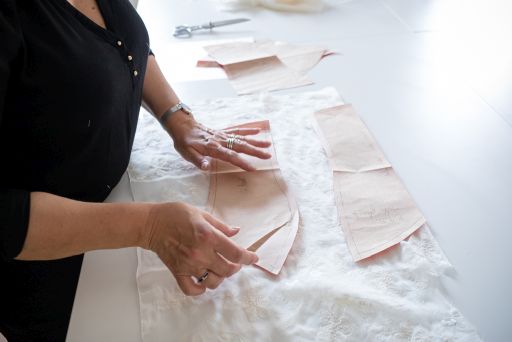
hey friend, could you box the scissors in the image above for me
[173,18,250,38]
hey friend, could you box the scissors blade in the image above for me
[208,18,250,28]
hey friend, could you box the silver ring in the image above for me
[196,271,209,283]
[227,134,243,150]
[226,136,236,150]
[230,134,244,141]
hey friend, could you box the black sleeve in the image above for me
[0,1,31,261]
[0,190,30,260]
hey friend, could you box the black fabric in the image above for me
[0,0,150,340]
[0,256,84,342]
[0,189,30,260]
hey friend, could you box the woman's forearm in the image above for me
[13,191,258,295]
[142,55,179,118]
[16,192,151,260]
[142,55,193,133]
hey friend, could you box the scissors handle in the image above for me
[173,18,249,38]
[173,24,209,38]
[173,25,192,38]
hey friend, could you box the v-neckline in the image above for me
[60,0,117,40]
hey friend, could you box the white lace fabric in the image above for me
[129,88,480,341]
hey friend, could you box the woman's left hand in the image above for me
[166,113,272,171]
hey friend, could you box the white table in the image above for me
[67,1,512,341]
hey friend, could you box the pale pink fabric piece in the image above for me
[202,40,329,94]
[222,56,312,95]
[203,41,275,65]
[313,105,391,172]
[333,169,426,261]
[207,120,299,274]
[313,105,426,261]
[203,40,328,73]
[272,42,329,74]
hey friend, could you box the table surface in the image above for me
[66,0,512,341]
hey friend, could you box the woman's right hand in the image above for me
[141,202,258,296]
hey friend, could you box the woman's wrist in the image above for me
[164,109,196,140]
[138,202,188,252]
[115,202,154,250]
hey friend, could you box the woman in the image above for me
[0,0,270,340]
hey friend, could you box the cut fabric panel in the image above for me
[313,104,426,261]
[201,40,329,94]
[334,169,426,261]
[207,120,299,274]
[223,56,311,95]
[203,41,275,65]
[202,40,329,74]
[208,170,291,249]
[268,41,332,74]
[313,105,391,172]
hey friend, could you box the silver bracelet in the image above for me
[158,102,193,126]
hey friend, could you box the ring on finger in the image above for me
[227,134,243,150]
[195,271,209,284]
[226,136,236,150]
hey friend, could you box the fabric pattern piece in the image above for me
[313,104,426,261]
[201,40,329,94]
[129,88,480,341]
[207,120,299,274]
[223,56,312,95]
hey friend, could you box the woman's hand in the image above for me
[141,202,258,296]
[16,192,254,296]
[166,112,272,171]
[142,55,270,171]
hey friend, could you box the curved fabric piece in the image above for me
[207,120,298,274]
[202,40,329,95]
[333,168,426,261]
[314,104,426,261]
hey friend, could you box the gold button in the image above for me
[127,55,133,61]
[117,40,122,46]
[133,70,138,76]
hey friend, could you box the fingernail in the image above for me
[201,160,209,170]
[252,253,259,263]
[232,226,240,232]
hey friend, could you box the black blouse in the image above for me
[0,0,150,340]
